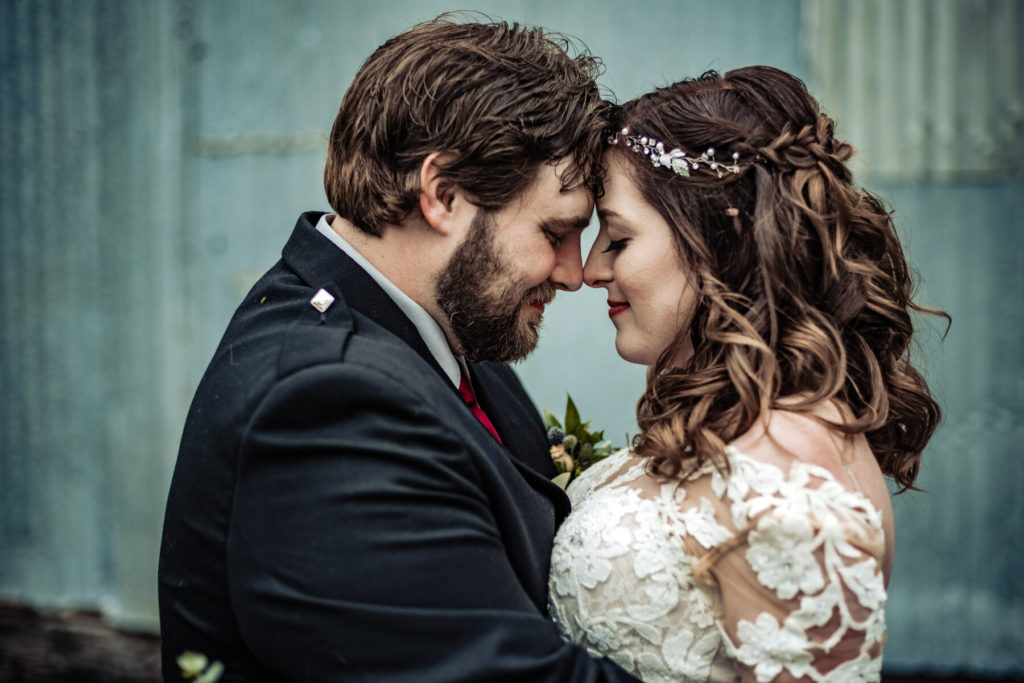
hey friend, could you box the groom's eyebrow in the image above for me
[541,215,592,233]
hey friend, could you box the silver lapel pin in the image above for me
[310,288,335,321]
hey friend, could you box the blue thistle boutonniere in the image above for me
[544,395,617,490]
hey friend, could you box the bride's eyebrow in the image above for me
[596,208,621,222]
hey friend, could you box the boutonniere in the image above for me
[544,395,617,490]
[177,652,224,682]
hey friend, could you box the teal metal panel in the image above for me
[881,181,1024,674]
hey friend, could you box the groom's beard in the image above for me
[436,210,555,364]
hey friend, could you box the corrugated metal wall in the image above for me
[802,0,1022,182]
[1,0,1021,675]
[1,0,192,627]
[801,0,1024,672]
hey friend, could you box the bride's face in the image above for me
[584,150,698,366]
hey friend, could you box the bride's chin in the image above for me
[614,339,656,366]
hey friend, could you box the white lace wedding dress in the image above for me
[549,445,888,682]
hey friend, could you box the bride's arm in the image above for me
[702,481,887,682]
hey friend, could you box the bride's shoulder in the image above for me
[727,398,867,479]
[564,446,641,502]
[724,399,895,580]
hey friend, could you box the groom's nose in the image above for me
[549,232,583,291]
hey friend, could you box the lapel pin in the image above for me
[310,288,335,313]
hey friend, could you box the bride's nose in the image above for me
[583,245,611,288]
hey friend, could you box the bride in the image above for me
[548,66,945,682]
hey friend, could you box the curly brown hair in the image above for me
[618,66,947,492]
[323,15,611,237]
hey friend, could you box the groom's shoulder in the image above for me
[273,289,420,377]
[195,276,416,420]
[272,283,355,377]
[255,288,445,417]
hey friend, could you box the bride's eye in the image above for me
[602,238,629,253]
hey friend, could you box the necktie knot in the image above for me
[458,372,502,443]
[457,375,476,405]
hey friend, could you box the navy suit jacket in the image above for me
[158,212,638,682]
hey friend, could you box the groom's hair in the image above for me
[323,14,610,237]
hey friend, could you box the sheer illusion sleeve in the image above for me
[685,447,887,682]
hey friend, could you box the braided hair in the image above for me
[618,66,946,491]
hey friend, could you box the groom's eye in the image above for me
[602,238,629,253]
[543,229,564,246]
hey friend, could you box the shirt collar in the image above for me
[315,214,462,388]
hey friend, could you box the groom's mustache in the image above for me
[524,282,556,308]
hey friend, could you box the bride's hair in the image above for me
[618,66,947,491]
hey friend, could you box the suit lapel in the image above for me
[469,365,548,474]
[470,364,572,522]
[283,212,570,521]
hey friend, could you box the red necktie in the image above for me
[458,372,502,443]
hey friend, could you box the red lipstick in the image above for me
[607,300,629,318]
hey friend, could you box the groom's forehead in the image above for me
[517,160,594,216]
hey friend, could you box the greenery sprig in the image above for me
[544,394,617,490]
[177,651,224,683]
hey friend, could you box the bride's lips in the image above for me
[607,300,629,318]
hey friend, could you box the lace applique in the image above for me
[681,497,735,550]
[732,613,815,680]
[745,514,824,600]
[549,446,888,682]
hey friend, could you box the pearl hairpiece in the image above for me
[609,127,744,178]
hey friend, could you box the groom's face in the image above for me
[436,159,592,363]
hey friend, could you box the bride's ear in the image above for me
[418,152,473,237]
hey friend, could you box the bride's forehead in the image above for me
[597,173,649,218]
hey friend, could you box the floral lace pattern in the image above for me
[549,446,887,682]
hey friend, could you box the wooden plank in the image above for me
[0,602,160,682]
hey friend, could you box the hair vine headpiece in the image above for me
[609,127,745,178]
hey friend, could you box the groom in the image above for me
[158,17,639,682]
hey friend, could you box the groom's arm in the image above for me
[227,361,639,682]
